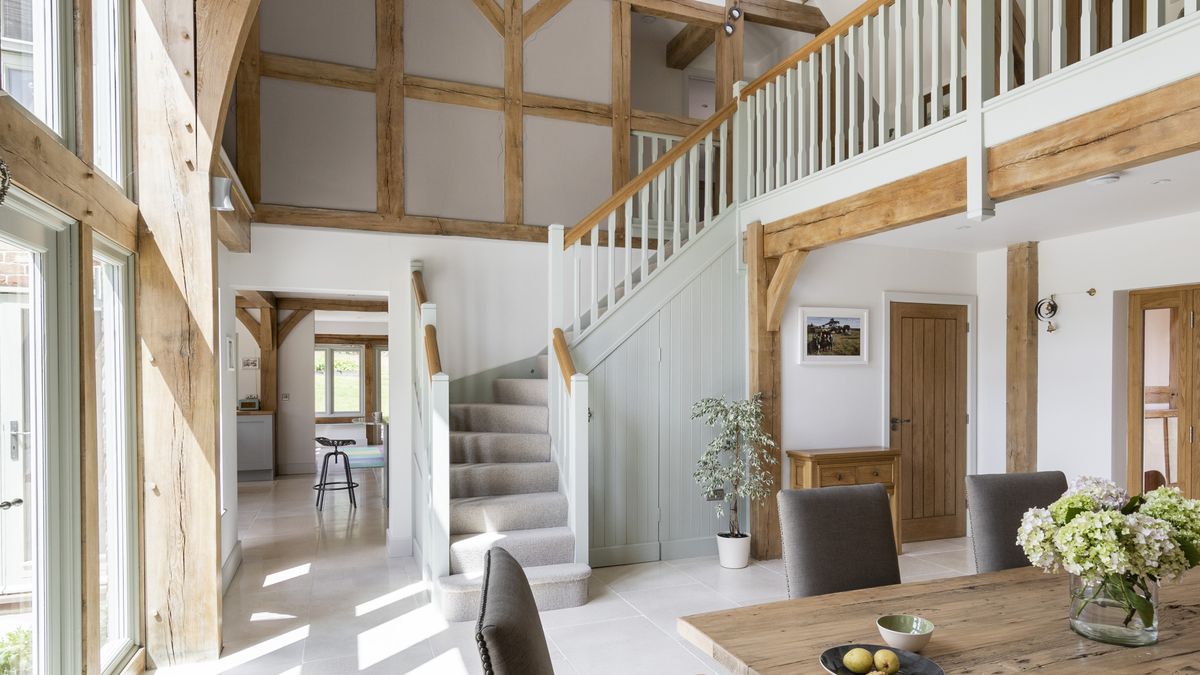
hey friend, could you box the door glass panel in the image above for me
[0,239,39,675]
[331,349,361,414]
[1141,307,1179,492]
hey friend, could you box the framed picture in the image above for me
[800,307,868,364]
[241,356,260,370]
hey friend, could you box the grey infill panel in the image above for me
[588,316,661,566]
[658,246,745,549]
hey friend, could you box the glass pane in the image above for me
[332,349,361,413]
[0,0,63,132]
[1141,307,1179,492]
[0,239,39,675]
[313,350,326,414]
[93,255,130,663]
[91,0,127,185]
[379,349,389,422]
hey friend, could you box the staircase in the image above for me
[436,353,591,621]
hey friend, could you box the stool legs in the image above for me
[316,451,335,510]
[342,452,357,508]
[314,449,358,511]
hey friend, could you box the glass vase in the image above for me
[1068,573,1159,647]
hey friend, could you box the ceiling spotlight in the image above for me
[729,6,742,20]
[1087,173,1121,186]
[723,22,736,35]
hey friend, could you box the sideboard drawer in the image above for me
[819,467,857,487]
[856,464,893,485]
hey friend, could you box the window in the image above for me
[1,0,69,133]
[92,238,137,671]
[314,346,363,415]
[91,0,129,186]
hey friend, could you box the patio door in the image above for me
[0,193,73,675]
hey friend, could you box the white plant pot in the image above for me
[717,533,751,569]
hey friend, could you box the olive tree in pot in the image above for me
[692,393,777,569]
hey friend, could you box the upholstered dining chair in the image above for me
[965,471,1068,573]
[777,484,901,598]
[475,547,555,675]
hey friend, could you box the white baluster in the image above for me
[1147,0,1163,29]
[607,212,615,312]
[649,137,660,217]
[755,93,765,195]
[745,93,755,199]
[775,75,785,187]
[673,158,683,249]
[1025,0,1039,85]
[807,56,819,174]
[688,145,699,240]
[1112,0,1128,46]
[590,226,598,323]
[834,34,845,163]
[1082,0,1095,59]
[765,81,775,191]
[572,240,581,330]
[862,16,873,152]
[1188,0,1199,15]
[1000,0,1012,93]
[950,0,961,113]
[1051,0,1066,72]
[849,26,860,158]
[821,43,831,169]
[623,198,632,294]
[796,64,808,177]
[639,184,649,280]
[877,6,889,143]
[931,0,943,123]
[704,131,714,229]
[718,119,728,213]
[657,164,666,255]
[893,0,906,139]
[786,69,796,182]
[910,0,923,131]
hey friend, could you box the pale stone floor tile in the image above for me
[154,475,974,674]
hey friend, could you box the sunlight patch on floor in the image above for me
[357,604,446,669]
[354,580,426,617]
[262,563,311,588]
[408,648,473,674]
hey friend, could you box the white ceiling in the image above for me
[314,310,388,323]
[860,150,1200,253]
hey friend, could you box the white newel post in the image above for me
[569,374,589,564]
[731,80,749,273]
[548,224,565,467]
[430,373,450,582]
[966,0,996,221]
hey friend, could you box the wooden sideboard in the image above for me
[787,447,902,553]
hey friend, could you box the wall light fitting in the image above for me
[728,6,742,20]
[723,22,736,35]
[210,176,235,212]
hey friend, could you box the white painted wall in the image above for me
[779,243,977,455]
[217,246,240,585]
[975,210,1200,487]
[278,311,317,475]
[315,320,388,336]
[975,248,1007,475]
[235,318,260,400]
[223,224,547,554]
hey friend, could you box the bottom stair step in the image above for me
[449,526,576,575]
[438,563,591,622]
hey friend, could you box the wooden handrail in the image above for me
[741,0,896,100]
[424,324,442,378]
[564,99,737,249]
[552,328,576,392]
[412,270,428,306]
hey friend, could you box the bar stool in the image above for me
[313,437,358,510]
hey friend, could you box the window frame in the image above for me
[314,344,366,417]
[90,0,132,191]
[376,346,389,422]
[0,0,74,139]
[90,234,139,675]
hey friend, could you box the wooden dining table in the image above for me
[678,566,1200,673]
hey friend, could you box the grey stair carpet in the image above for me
[436,360,590,620]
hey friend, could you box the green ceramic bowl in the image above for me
[876,614,935,652]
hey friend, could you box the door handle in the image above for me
[0,498,23,510]
[890,417,912,431]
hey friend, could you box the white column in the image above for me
[967,0,996,221]
[430,373,451,581]
[569,374,589,564]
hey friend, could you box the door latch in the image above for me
[890,417,912,432]
[0,498,23,511]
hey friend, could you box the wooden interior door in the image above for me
[889,302,969,542]
[1128,286,1196,498]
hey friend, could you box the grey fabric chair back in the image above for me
[475,546,555,675]
[777,484,901,598]
[965,471,1067,573]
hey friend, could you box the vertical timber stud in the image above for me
[747,222,783,559]
[74,0,94,165]
[715,0,744,108]
[376,0,404,217]
[258,307,278,414]
[504,0,524,223]
[135,0,223,664]
[1006,242,1038,473]
[235,14,262,203]
[79,225,100,675]
[967,0,996,220]
[612,1,632,193]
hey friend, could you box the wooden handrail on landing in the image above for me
[424,324,442,379]
[412,270,428,305]
[552,328,576,393]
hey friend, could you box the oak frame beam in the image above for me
[376,0,404,217]
[234,15,262,202]
[746,221,783,560]
[277,309,312,344]
[666,23,714,70]
[236,307,262,338]
[212,148,254,252]
[260,52,375,91]
[237,290,276,308]
[612,1,632,192]
[277,297,389,313]
[765,250,807,332]
[469,0,504,34]
[525,0,573,35]
[628,0,723,25]
[1006,242,1038,474]
[253,204,550,242]
[504,0,525,223]
[741,0,830,34]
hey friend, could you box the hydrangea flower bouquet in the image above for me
[1017,476,1200,646]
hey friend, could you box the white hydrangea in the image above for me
[1125,512,1189,582]
[1017,508,1062,572]
[1066,475,1129,511]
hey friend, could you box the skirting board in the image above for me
[387,529,412,558]
[221,540,243,594]
[661,535,718,560]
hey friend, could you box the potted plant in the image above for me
[1017,476,1200,646]
[692,393,778,569]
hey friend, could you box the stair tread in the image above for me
[449,525,575,548]
[439,562,591,589]
[451,491,564,506]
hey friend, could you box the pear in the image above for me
[873,649,901,675]
[842,648,874,674]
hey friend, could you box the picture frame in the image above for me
[241,356,260,370]
[799,307,868,365]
